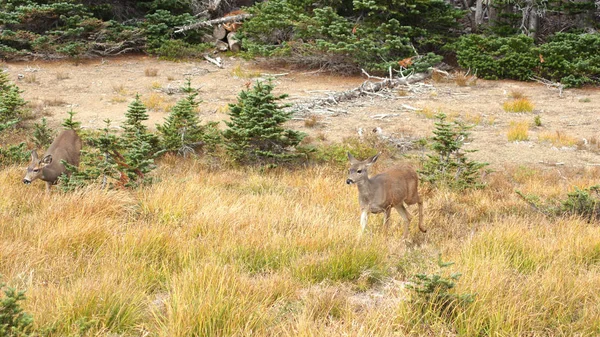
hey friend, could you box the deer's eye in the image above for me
[357,169,362,173]
[33,169,39,173]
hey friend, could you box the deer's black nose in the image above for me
[23,179,31,184]
[346,179,354,185]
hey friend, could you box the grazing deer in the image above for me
[346,152,425,237]
[23,129,82,193]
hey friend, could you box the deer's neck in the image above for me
[356,177,375,200]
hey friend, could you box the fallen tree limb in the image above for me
[292,71,430,114]
[204,54,223,68]
[531,75,564,97]
[174,13,253,33]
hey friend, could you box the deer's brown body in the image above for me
[23,129,82,192]
[346,153,425,236]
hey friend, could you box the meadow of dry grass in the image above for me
[1,155,600,336]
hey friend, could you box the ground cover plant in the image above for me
[1,156,600,336]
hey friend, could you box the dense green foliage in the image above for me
[0,0,209,59]
[407,257,474,321]
[0,278,33,337]
[224,80,305,165]
[156,81,220,157]
[241,0,456,73]
[454,33,600,87]
[419,113,488,190]
[0,72,28,167]
[31,117,54,148]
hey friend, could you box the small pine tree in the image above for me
[0,278,33,337]
[419,113,488,189]
[119,94,157,187]
[0,71,26,125]
[31,118,55,148]
[157,83,218,156]
[62,110,81,130]
[223,80,305,165]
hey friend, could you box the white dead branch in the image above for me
[370,113,400,119]
[174,13,253,34]
[531,75,564,97]
[204,55,223,68]
[292,71,430,114]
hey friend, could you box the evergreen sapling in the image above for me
[223,80,305,165]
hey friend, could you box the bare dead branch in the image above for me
[531,75,564,97]
[174,13,253,34]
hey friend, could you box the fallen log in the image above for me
[215,40,229,52]
[292,71,430,114]
[213,24,227,40]
[174,13,253,34]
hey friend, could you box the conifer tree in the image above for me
[157,80,218,156]
[223,80,305,165]
[62,110,81,130]
[0,71,26,125]
[119,95,157,187]
[419,113,488,189]
[32,118,55,148]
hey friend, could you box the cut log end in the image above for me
[227,32,241,53]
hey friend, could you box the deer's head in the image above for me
[346,152,379,185]
[23,150,52,184]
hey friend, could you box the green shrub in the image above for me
[454,33,600,87]
[0,278,34,337]
[453,34,538,81]
[240,0,455,74]
[517,185,600,222]
[407,256,474,321]
[223,80,305,166]
[419,113,488,190]
[560,185,600,222]
[538,33,600,87]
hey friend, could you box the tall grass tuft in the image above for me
[507,121,529,141]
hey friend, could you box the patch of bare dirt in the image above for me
[3,55,600,169]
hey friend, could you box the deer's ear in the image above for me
[41,154,53,165]
[30,150,38,161]
[366,152,380,165]
[347,152,358,164]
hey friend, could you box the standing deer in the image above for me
[346,152,425,237]
[23,129,82,193]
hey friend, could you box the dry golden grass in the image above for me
[453,71,477,87]
[538,130,579,147]
[304,114,321,128]
[145,68,159,77]
[112,83,127,95]
[1,159,600,336]
[231,63,261,79]
[143,93,171,112]
[507,121,529,141]
[43,97,67,107]
[503,98,534,113]
[56,72,70,80]
[508,90,525,99]
[23,73,38,84]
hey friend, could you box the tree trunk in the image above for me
[475,0,485,27]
